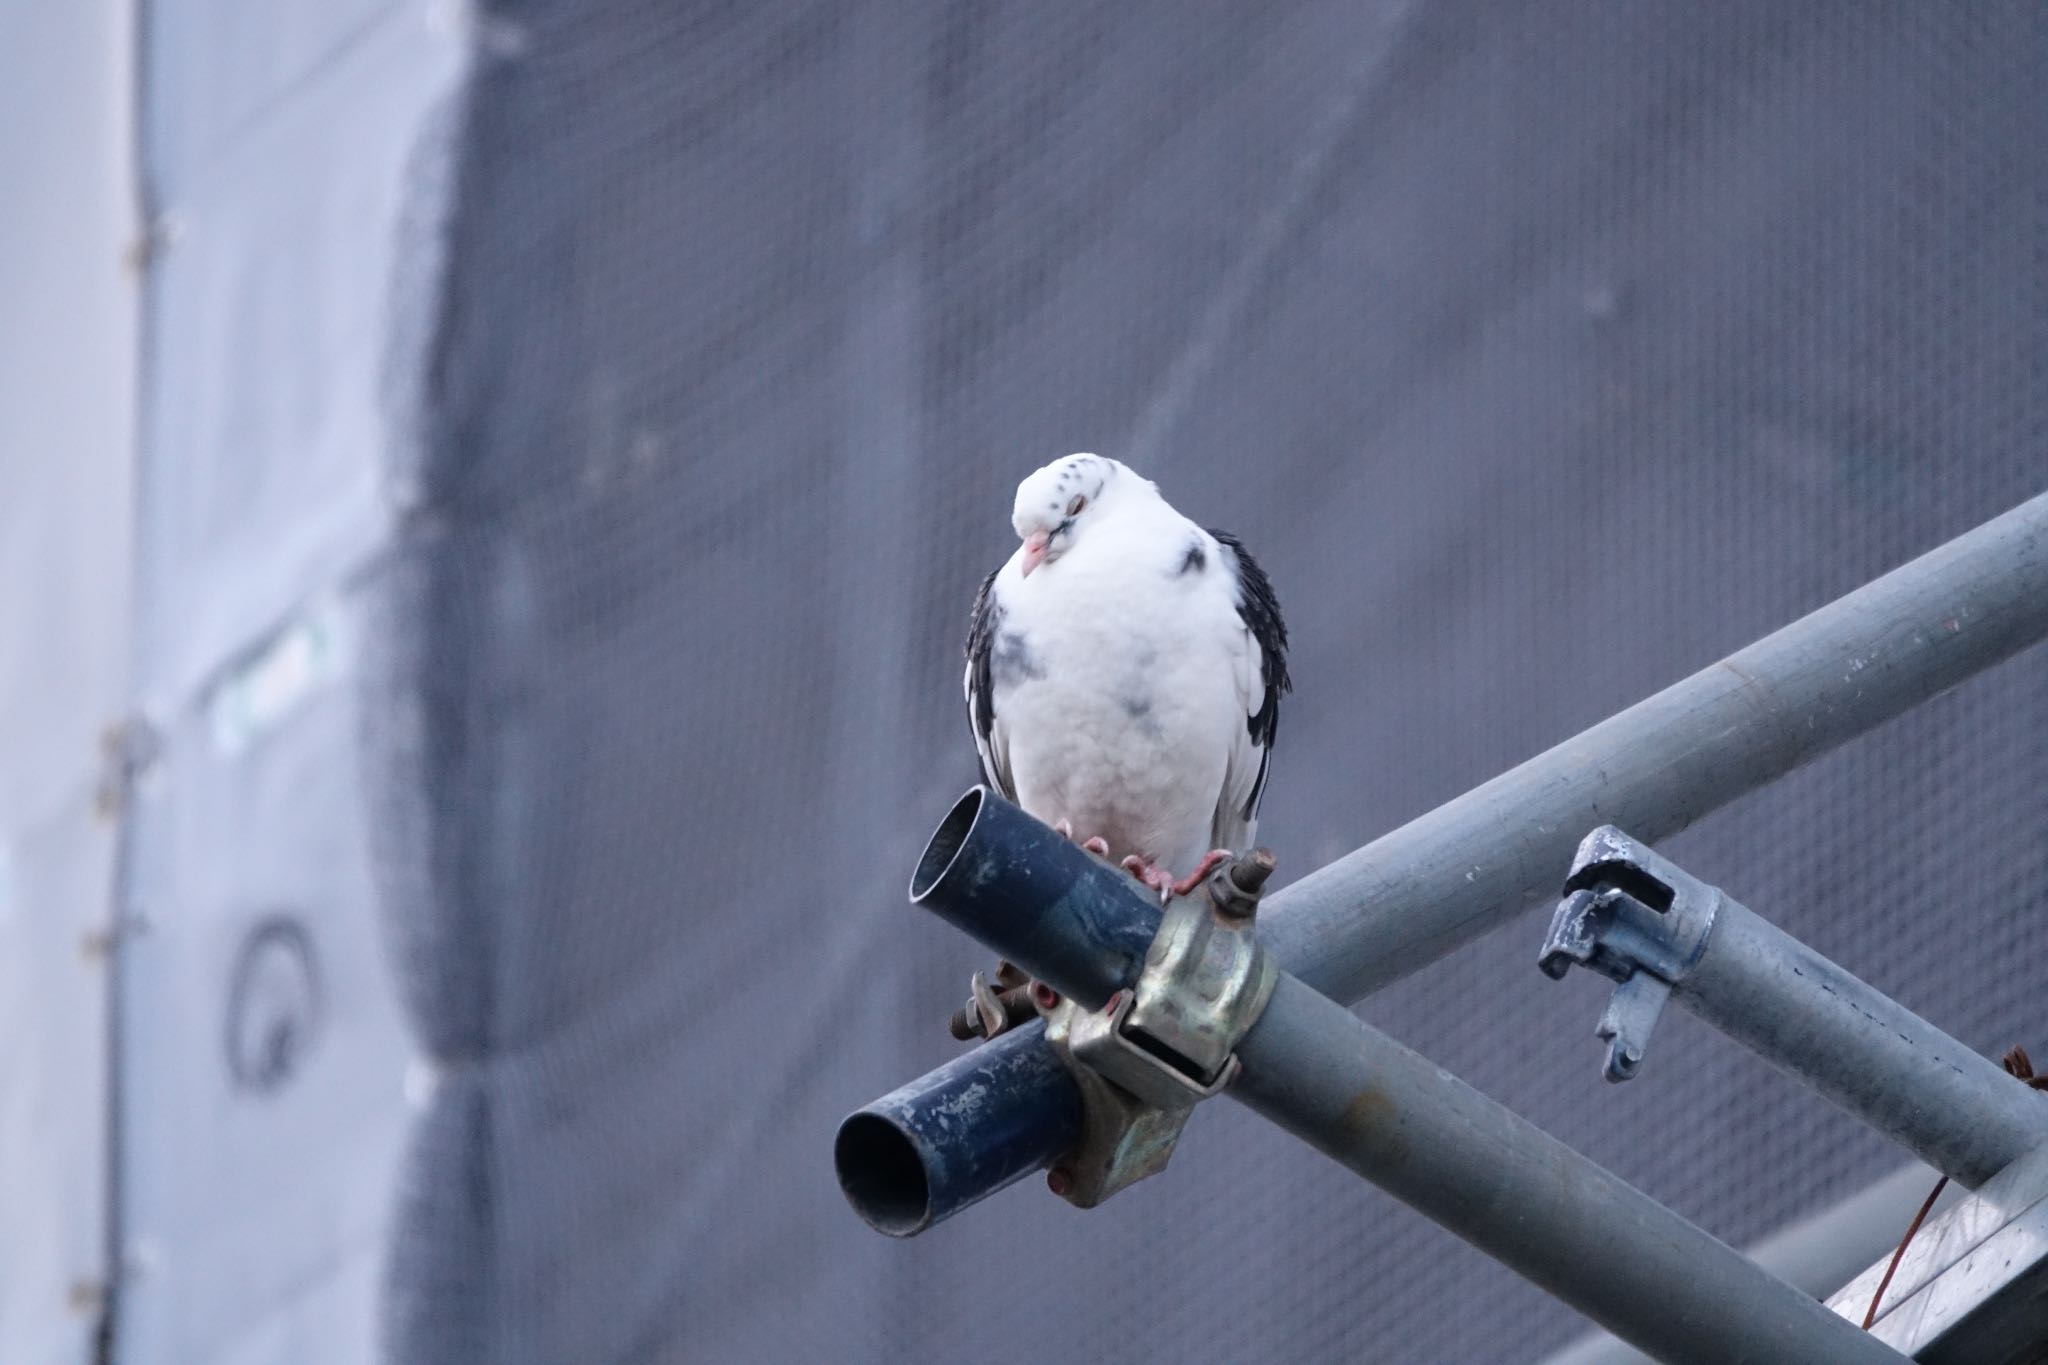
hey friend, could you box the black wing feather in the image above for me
[964,567,1012,796]
[1210,529,1290,818]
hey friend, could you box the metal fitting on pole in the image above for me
[1542,826,2048,1187]
[1038,849,1280,1207]
[840,788,1280,1225]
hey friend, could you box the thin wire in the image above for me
[1860,1175,1947,1330]
[1864,1045,2048,1331]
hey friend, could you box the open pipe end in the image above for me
[835,1112,934,1237]
[906,786,1158,1008]
[911,787,986,903]
[835,1023,1086,1239]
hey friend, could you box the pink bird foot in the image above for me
[1120,855,1177,900]
[1121,849,1235,901]
[1171,849,1233,897]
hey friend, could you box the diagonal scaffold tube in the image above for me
[1256,487,2048,1000]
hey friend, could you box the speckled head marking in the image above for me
[1009,453,1132,576]
[1013,453,1118,532]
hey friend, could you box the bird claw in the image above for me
[1052,818,1113,859]
[1120,855,1178,902]
[1171,849,1233,898]
[968,970,1005,1038]
[949,961,1035,1041]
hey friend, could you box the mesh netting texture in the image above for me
[373,3,2048,1361]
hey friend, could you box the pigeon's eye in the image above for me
[1066,495,1087,517]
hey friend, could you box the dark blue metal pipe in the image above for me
[835,787,1161,1236]
[908,786,1161,1008]
[834,1020,1082,1236]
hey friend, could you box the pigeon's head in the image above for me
[1010,453,1136,576]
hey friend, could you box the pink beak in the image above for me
[1020,530,1052,577]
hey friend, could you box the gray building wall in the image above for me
[111,5,461,1362]
[0,3,136,1359]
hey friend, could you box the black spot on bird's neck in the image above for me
[992,629,1045,685]
[1176,538,1207,577]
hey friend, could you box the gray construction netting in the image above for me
[372,3,2047,1361]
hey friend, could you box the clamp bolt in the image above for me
[1211,847,1277,920]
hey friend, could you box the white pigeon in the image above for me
[964,453,1290,899]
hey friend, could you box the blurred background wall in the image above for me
[5,3,2045,1362]
[0,4,135,1361]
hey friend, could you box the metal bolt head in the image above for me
[1211,847,1278,919]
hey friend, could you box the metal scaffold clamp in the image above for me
[1539,825,1721,1082]
[1039,850,1280,1207]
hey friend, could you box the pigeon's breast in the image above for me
[994,553,1242,866]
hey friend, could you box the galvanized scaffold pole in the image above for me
[1540,826,2048,1188]
[1230,977,1907,1364]
[1257,488,2048,1000]
[839,490,2048,1357]
[903,788,1907,1364]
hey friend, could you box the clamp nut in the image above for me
[1210,847,1277,920]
